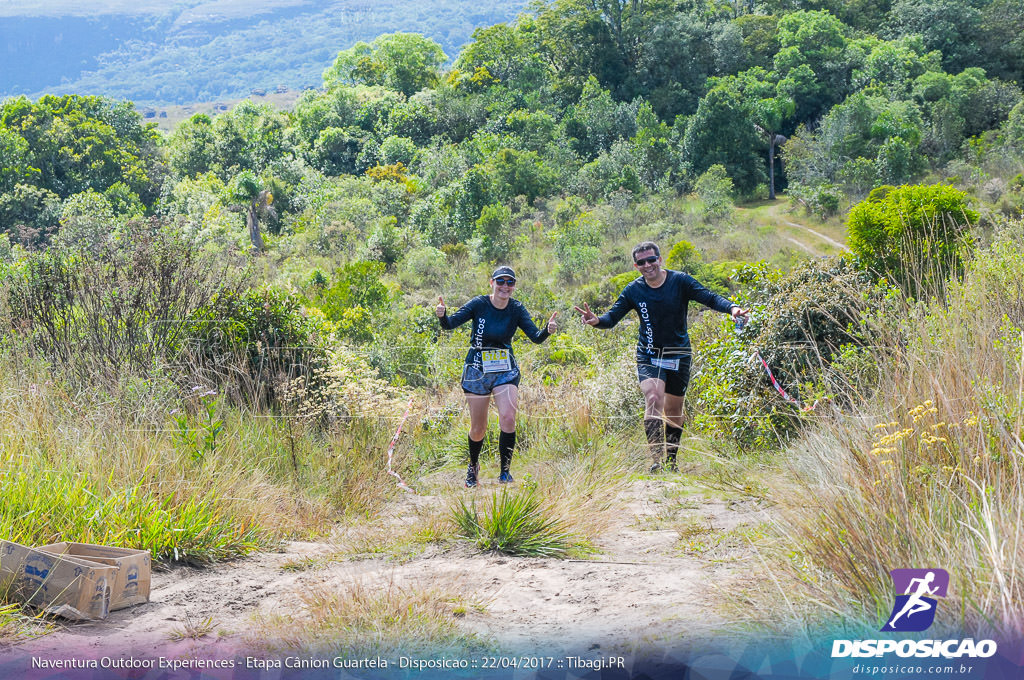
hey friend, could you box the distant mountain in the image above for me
[0,0,529,106]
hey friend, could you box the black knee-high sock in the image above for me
[665,425,682,462]
[468,436,483,468]
[498,430,516,472]
[643,418,664,463]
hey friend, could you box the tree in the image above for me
[454,19,548,93]
[311,126,374,176]
[887,0,982,74]
[227,171,275,252]
[212,100,288,178]
[773,10,854,121]
[684,86,765,196]
[627,102,680,189]
[0,127,35,194]
[0,94,162,206]
[694,164,734,218]
[290,87,360,152]
[168,114,217,178]
[563,76,638,160]
[472,203,517,262]
[783,92,926,195]
[324,33,447,97]
[714,67,798,199]
[533,0,721,119]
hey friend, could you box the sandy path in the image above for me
[779,218,848,252]
[8,477,769,660]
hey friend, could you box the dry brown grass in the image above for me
[254,578,485,656]
[768,225,1024,636]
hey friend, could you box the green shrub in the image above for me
[365,216,404,265]
[808,184,843,218]
[4,219,227,380]
[378,135,417,166]
[470,203,517,263]
[398,245,448,288]
[664,240,734,295]
[551,201,602,283]
[689,257,881,449]
[187,286,332,405]
[316,261,391,319]
[546,333,593,365]
[579,269,636,308]
[364,305,442,388]
[664,239,700,271]
[694,164,734,219]
[847,183,978,294]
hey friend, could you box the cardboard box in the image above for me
[37,542,151,610]
[0,540,114,621]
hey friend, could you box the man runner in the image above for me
[574,241,749,471]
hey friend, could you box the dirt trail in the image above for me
[778,218,848,252]
[755,200,848,255]
[10,477,769,659]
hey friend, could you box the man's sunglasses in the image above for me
[494,278,516,286]
[634,256,659,265]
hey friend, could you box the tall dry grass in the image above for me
[0,344,422,565]
[776,220,1024,636]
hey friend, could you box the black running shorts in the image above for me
[636,353,692,396]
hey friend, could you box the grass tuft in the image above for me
[452,486,571,557]
[167,614,216,641]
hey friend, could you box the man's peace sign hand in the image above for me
[573,303,599,326]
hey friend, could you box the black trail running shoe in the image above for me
[465,465,480,488]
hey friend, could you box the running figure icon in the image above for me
[882,568,949,632]
[887,572,938,628]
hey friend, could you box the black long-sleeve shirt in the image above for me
[439,295,550,369]
[597,270,736,357]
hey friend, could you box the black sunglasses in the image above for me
[494,277,516,286]
[634,255,659,265]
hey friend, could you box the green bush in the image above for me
[579,269,637,308]
[187,286,332,405]
[316,261,391,321]
[694,164,734,219]
[4,219,227,380]
[807,183,844,218]
[378,135,417,166]
[664,239,735,295]
[847,183,978,294]
[689,257,881,449]
[664,239,700,271]
[398,245,448,288]
[546,333,593,365]
[470,202,517,263]
[551,201,602,283]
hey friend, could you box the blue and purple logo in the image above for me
[881,568,949,632]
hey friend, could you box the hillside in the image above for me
[0,0,528,105]
[2,0,1024,676]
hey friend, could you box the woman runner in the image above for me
[436,266,557,487]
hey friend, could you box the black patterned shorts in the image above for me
[461,365,521,395]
